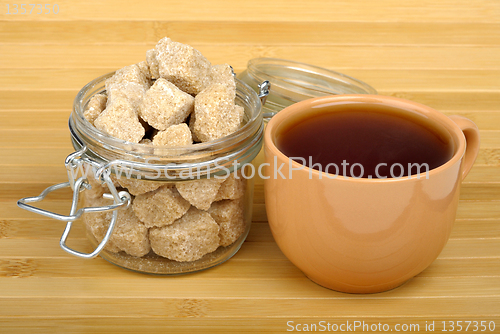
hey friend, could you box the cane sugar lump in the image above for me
[176,178,225,211]
[149,207,220,262]
[132,185,190,228]
[155,37,211,95]
[139,78,194,131]
[210,64,236,92]
[105,64,150,112]
[94,97,145,143]
[208,199,246,247]
[152,123,193,147]
[146,49,160,79]
[137,61,152,81]
[190,84,244,142]
[110,206,151,257]
[82,195,121,253]
[116,177,162,196]
[106,63,150,91]
[83,194,150,257]
[83,93,107,126]
[214,172,246,201]
[106,81,147,113]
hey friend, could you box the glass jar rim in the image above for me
[70,72,264,179]
[246,57,377,103]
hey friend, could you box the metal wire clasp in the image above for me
[17,147,131,259]
[258,80,270,106]
[65,146,88,191]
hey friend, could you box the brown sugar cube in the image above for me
[139,138,152,144]
[152,123,193,147]
[106,81,147,113]
[214,172,247,201]
[137,61,152,81]
[208,199,246,247]
[82,194,150,257]
[146,49,160,79]
[82,195,121,253]
[115,177,162,196]
[139,78,194,131]
[106,63,150,91]
[190,84,244,142]
[132,185,190,228]
[83,93,107,126]
[155,37,211,95]
[109,205,151,257]
[105,64,151,112]
[176,178,225,211]
[210,64,236,92]
[234,104,245,123]
[94,98,145,143]
[149,207,220,262]
[189,110,200,143]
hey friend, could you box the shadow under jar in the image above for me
[19,72,266,275]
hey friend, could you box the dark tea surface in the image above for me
[276,105,453,178]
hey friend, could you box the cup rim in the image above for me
[264,94,466,182]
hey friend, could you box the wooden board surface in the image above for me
[1,0,499,333]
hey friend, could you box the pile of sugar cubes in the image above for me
[83,37,244,145]
[81,38,248,262]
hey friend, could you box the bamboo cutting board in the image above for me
[0,0,499,332]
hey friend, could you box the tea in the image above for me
[276,104,453,178]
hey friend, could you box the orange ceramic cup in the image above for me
[264,95,480,293]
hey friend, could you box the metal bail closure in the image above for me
[65,146,88,191]
[258,80,270,106]
[17,148,132,259]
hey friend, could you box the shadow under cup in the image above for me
[263,94,480,293]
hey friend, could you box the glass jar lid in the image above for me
[237,58,377,119]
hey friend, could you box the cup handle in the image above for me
[449,115,480,180]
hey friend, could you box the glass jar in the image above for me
[238,58,377,120]
[18,72,267,275]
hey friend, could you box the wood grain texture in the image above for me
[3,68,500,91]
[0,0,499,22]
[2,21,500,46]
[2,45,499,70]
[0,318,497,334]
[1,0,499,332]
